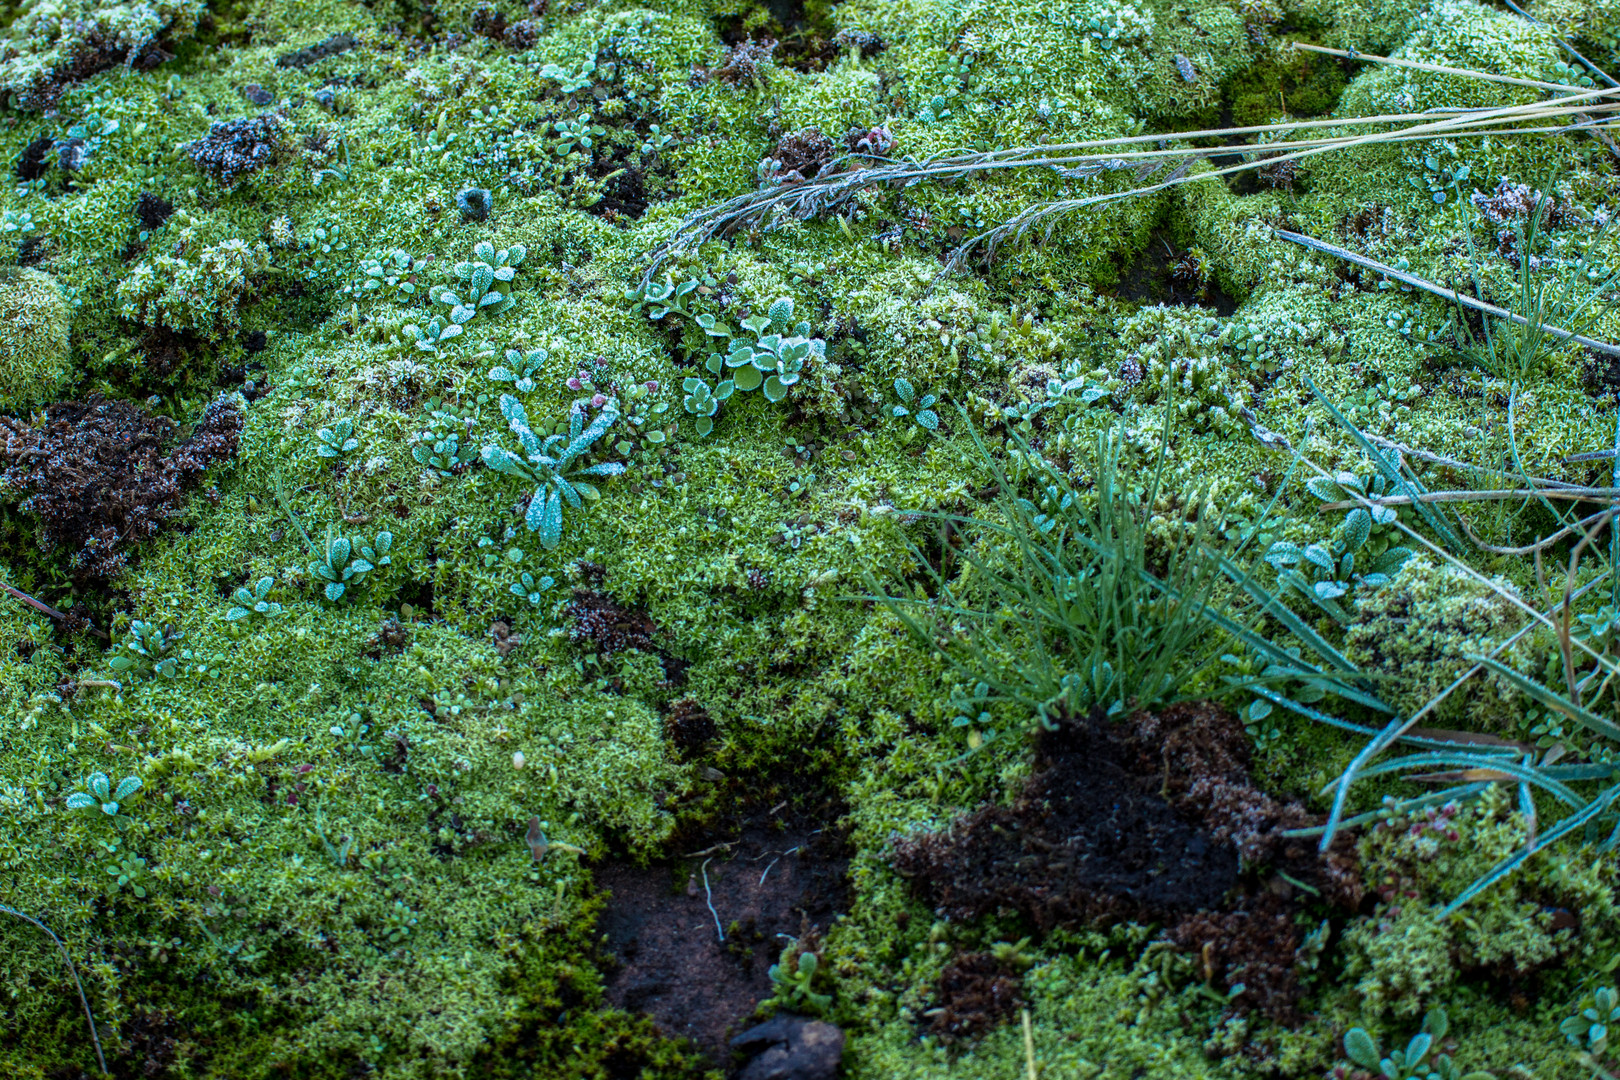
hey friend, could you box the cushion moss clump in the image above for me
[6,0,1620,1076]
[0,266,72,410]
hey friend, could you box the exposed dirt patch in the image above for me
[595,824,850,1063]
[1115,231,1238,314]
[893,702,1360,1023]
[666,698,718,759]
[893,704,1242,925]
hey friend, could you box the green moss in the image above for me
[0,267,73,409]
[4,0,1620,1073]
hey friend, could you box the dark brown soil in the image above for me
[1115,231,1238,314]
[595,824,849,1064]
[893,702,1361,1024]
[926,953,1026,1043]
[892,704,1243,926]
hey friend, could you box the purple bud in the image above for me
[566,377,582,390]
[590,393,608,408]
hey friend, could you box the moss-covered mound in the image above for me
[2,0,1620,1076]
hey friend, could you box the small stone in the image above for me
[730,1014,844,1080]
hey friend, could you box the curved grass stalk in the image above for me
[645,72,1620,286]
[0,904,108,1075]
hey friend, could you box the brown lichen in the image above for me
[0,394,242,580]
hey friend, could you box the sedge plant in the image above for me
[873,405,1256,750]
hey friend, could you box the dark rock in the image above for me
[135,192,174,230]
[16,136,53,181]
[730,1014,844,1080]
[455,187,492,222]
[240,83,274,106]
[275,33,357,69]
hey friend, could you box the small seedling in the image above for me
[315,418,359,458]
[226,577,282,620]
[66,772,142,816]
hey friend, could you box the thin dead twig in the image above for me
[1275,229,1620,359]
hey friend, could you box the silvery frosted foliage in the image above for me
[350,249,425,301]
[682,377,733,437]
[434,241,527,322]
[108,620,181,678]
[315,417,358,457]
[65,772,142,816]
[481,395,625,549]
[226,577,282,620]
[891,378,939,430]
[705,296,823,402]
[488,347,547,393]
[310,529,392,601]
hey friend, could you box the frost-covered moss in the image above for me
[3,0,1620,1073]
[0,266,72,408]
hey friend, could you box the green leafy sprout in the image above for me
[764,945,832,1015]
[315,418,359,458]
[682,377,734,437]
[1343,1008,1493,1080]
[480,395,625,549]
[66,772,143,816]
[488,347,547,393]
[108,620,183,679]
[309,528,392,601]
[890,377,939,430]
[225,577,282,621]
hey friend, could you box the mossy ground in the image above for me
[2,0,1620,1076]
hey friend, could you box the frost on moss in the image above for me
[0,266,72,409]
[1344,557,1532,729]
[116,238,271,342]
[0,0,203,111]
[5,0,1620,1074]
[1339,787,1620,1022]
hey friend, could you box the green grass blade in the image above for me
[1439,786,1620,917]
[1469,654,1620,742]
[1309,380,1467,553]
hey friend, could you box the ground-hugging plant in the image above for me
[682,376,733,437]
[1263,504,1413,623]
[488,347,547,393]
[480,395,624,549]
[309,528,392,601]
[890,377,939,432]
[108,620,183,678]
[226,577,282,620]
[1561,986,1620,1057]
[707,296,822,402]
[66,772,142,817]
[764,945,832,1015]
[315,417,359,458]
[435,241,526,322]
[1341,1008,1493,1080]
[627,278,826,415]
[349,249,425,301]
